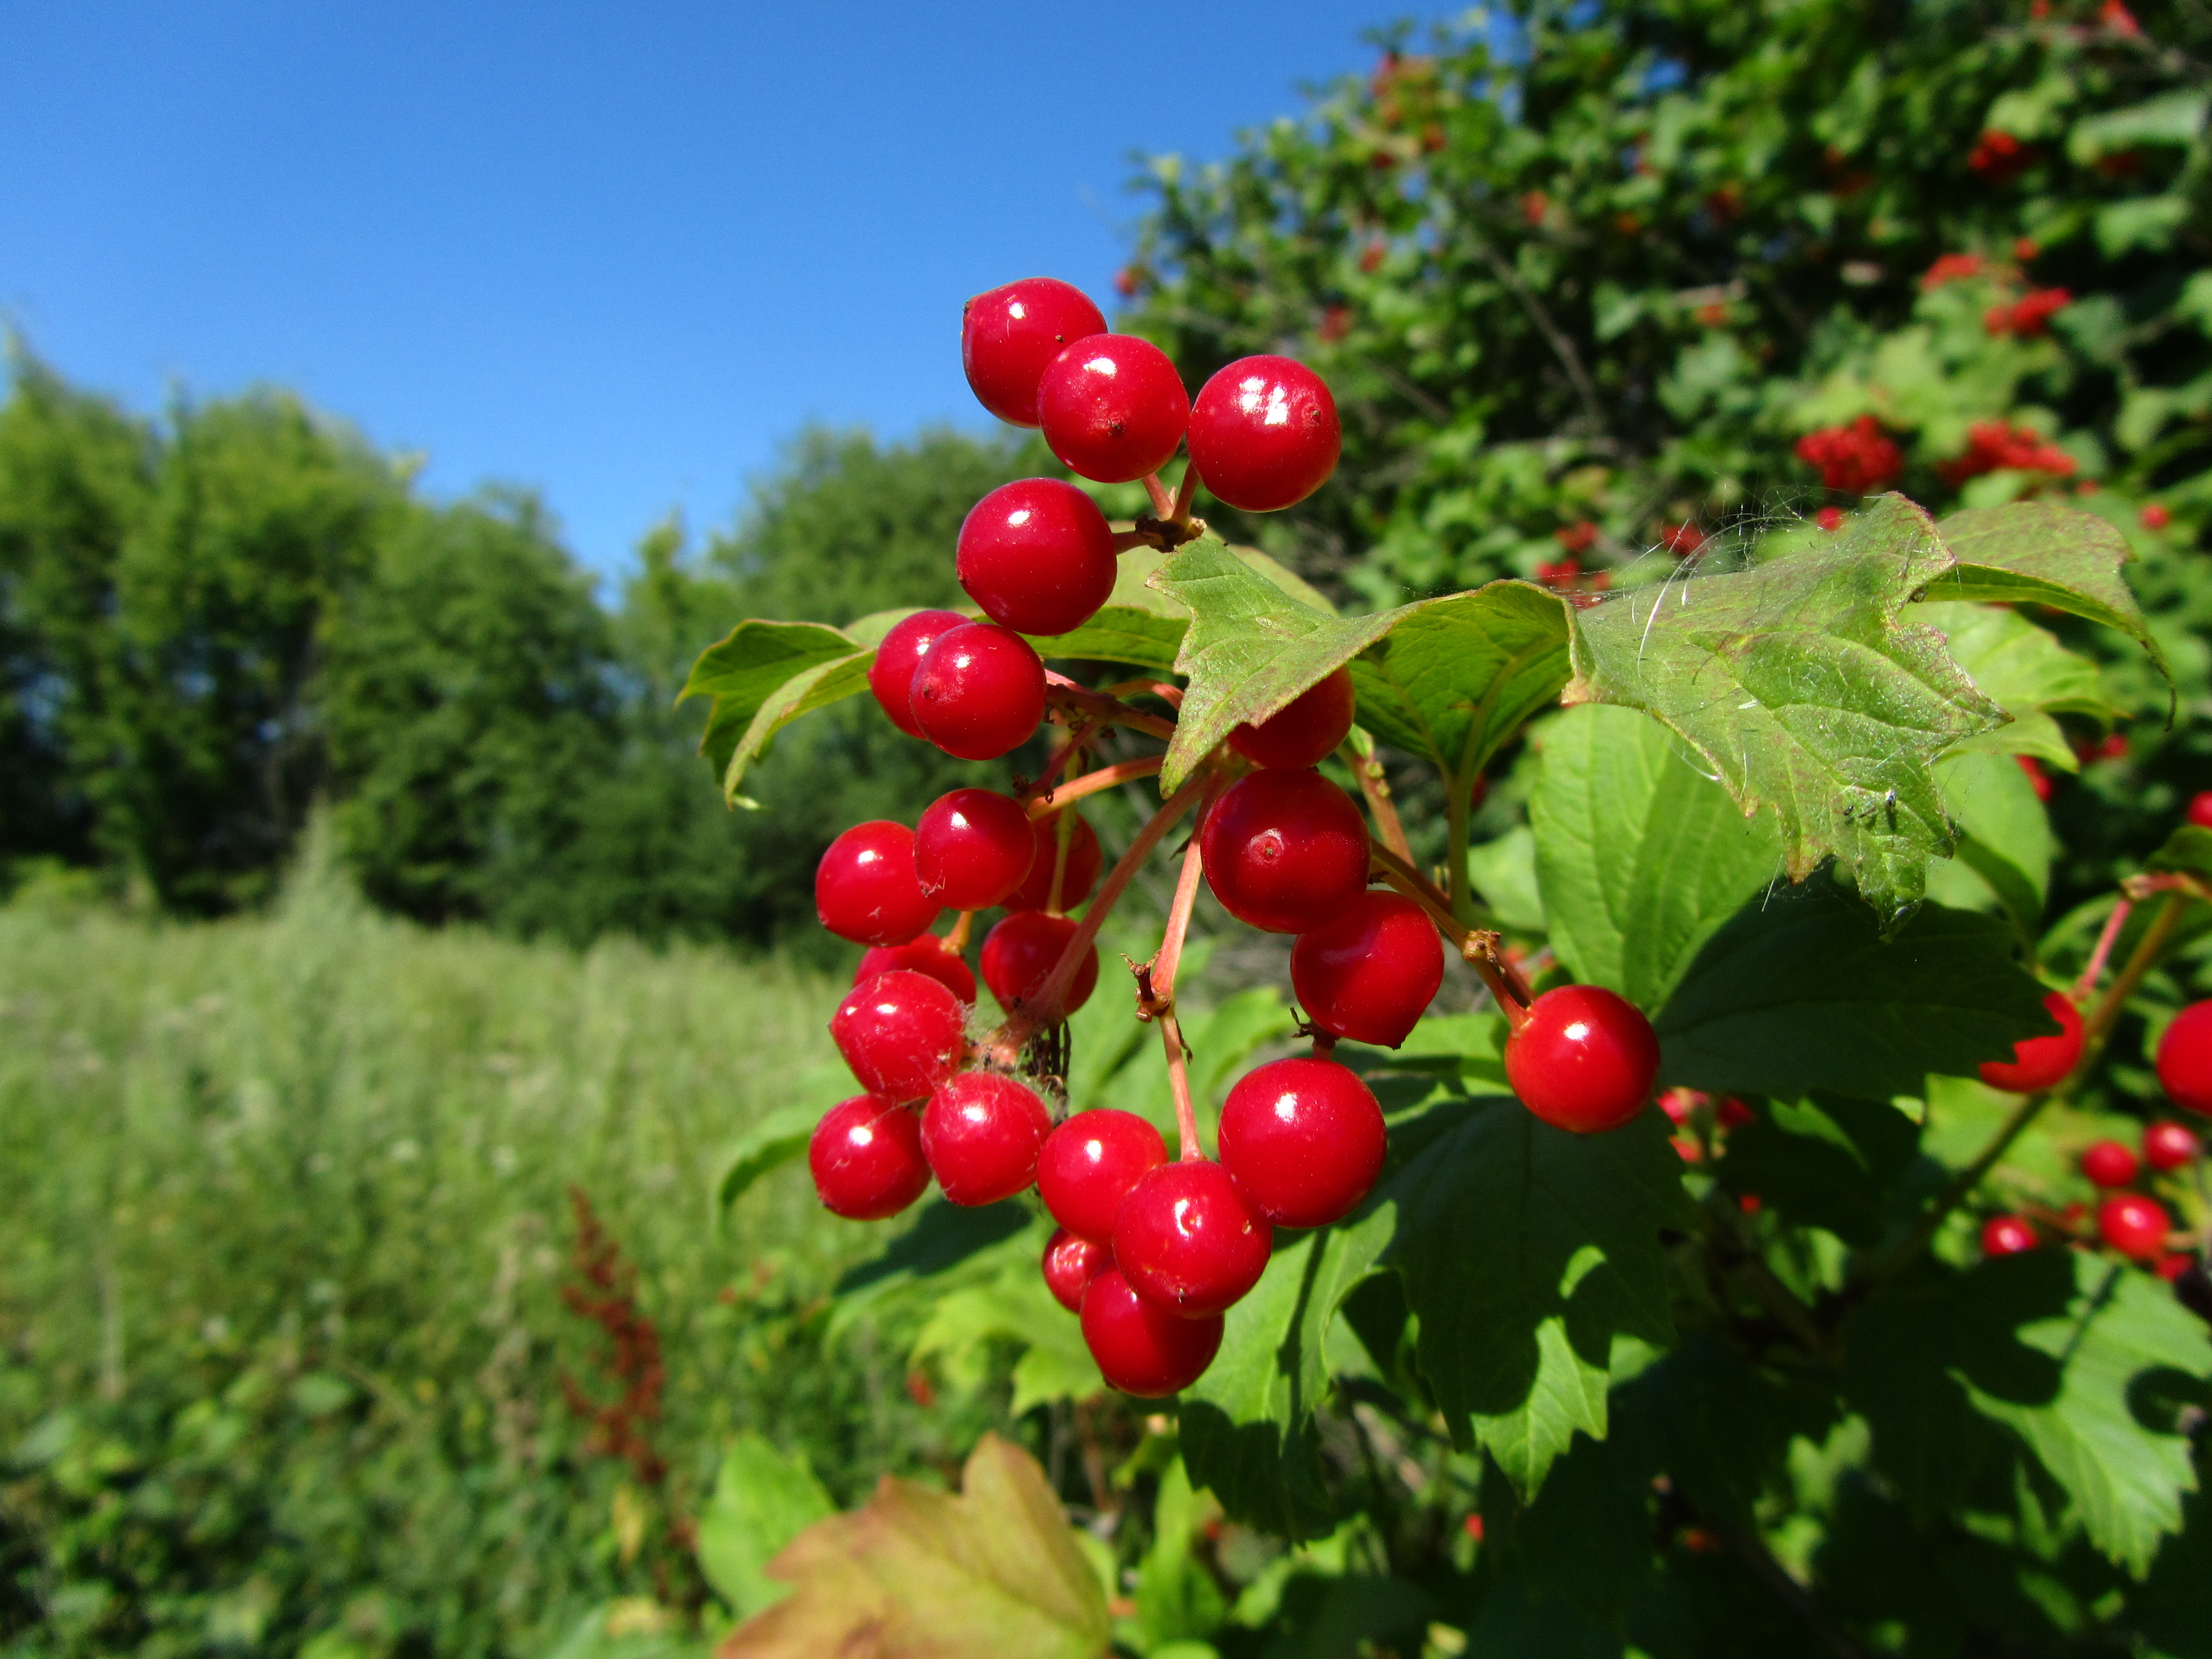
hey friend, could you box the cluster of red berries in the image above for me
[1967,130,2033,184]
[1985,287,2072,339]
[1921,252,1987,291]
[1938,420,2077,485]
[1795,416,1904,495]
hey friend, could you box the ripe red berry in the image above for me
[2144,1120,2200,1172]
[809,1095,930,1220]
[2081,1139,2140,1188]
[830,969,967,1101]
[1981,1214,2038,1257]
[980,910,1100,1017]
[955,478,1119,637]
[1218,1057,1388,1228]
[1038,1109,1167,1243]
[1037,334,1190,483]
[1228,668,1357,769]
[2188,791,2212,829]
[1198,768,1371,935]
[920,1072,1053,1206]
[962,278,1107,427]
[1291,891,1444,1048]
[1502,984,1662,1133]
[1114,1160,1273,1318]
[867,609,971,739]
[1006,810,1102,912]
[914,788,1036,910]
[2159,1002,2212,1115]
[855,936,977,1005]
[912,622,1046,761]
[1079,1266,1223,1396]
[1043,1228,1110,1312]
[1187,355,1343,512]
[2098,1193,2171,1262]
[816,821,941,947]
[1979,991,2083,1093]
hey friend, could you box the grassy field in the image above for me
[0,847,989,1659]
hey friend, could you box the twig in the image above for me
[1368,840,1529,1021]
[2071,899,2132,1003]
[1029,755,1164,814]
[1136,779,1220,1161]
[1473,231,1609,437]
[1024,721,1105,798]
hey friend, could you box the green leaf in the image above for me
[1654,872,2057,1101]
[1920,600,2122,771]
[695,1434,835,1619]
[1715,1094,1922,1246]
[1378,1094,1694,1497]
[1133,1458,1228,1649]
[2068,90,2207,161]
[717,1104,824,1214]
[1929,749,2054,937]
[1466,825,1547,932]
[1529,703,1783,1011]
[910,1267,1101,1413]
[1564,494,2009,926]
[682,619,868,800]
[1929,501,2171,692]
[2146,823,2212,887]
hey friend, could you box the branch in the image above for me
[1045,674,1178,741]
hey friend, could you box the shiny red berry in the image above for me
[914,788,1036,910]
[980,910,1100,1017]
[1981,1214,2038,1257]
[2157,1001,2212,1115]
[912,622,1046,761]
[962,278,1108,428]
[1037,334,1190,483]
[1114,1160,1272,1318]
[955,478,1119,637]
[855,936,976,1005]
[1228,669,1357,769]
[816,821,941,947]
[1291,891,1443,1047]
[1037,1109,1166,1243]
[1187,355,1342,512]
[2144,1120,2200,1172]
[1218,1057,1387,1228]
[1198,768,1370,935]
[867,609,970,739]
[1080,1266,1222,1396]
[2081,1139,2139,1188]
[809,1095,930,1220]
[2187,790,2212,830]
[920,1072,1053,1206]
[1043,1228,1111,1312]
[1503,984,1661,1133]
[2098,1193,2170,1262]
[829,969,967,1102]
[1006,810,1102,912]
[1980,991,2082,1093]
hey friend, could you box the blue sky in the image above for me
[3,3,1463,580]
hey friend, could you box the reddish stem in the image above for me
[1030,755,1165,814]
[1101,678,1185,710]
[942,911,974,953]
[1045,674,1178,741]
[1025,721,1104,798]
[1141,472,1176,518]
[1171,464,1200,520]
[1342,740,1414,866]
[1161,1013,1202,1162]
[1369,841,1530,1025]
[2071,899,2132,1003]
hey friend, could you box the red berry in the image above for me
[809,1096,930,1220]
[920,1072,1053,1206]
[2141,502,2172,531]
[1291,891,1443,1048]
[1228,668,1357,769]
[2081,1139,2140,1188]
[830,969,967,1101]
[1114,1160,1272,1318]
[2144,1120,2199,1172]
[1079,1266,1223,1396]
[1037,334,1190,483]
[1502,984,1661,1134]
[2098,1193,2170,1262]
[2155,1252,2189,1282]
[816,821,941,947]
[1043,1228,1111,1312]
[961,278,1107,427]
[2158,1002,2212,1115]
[855,936,976,1005]
[980,910,1100,1017]
[1187,355,1342,512]
[911,622,1046,761]
[1979,991,2083,1093]
[2188,791,2212,829]
[1981,1214,2038,1256]
[1218,1057,1387,1227]
[1716,1096,1756,1130]
[1037,1109,1167,1243]
[955,478,1119,637]
[1198,768,1371,935]
[1006,810,1102,912]
[914,788,1036,910]
[867,609,969,739]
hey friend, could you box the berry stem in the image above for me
[1027,720,1105,797]
[1368,839,1531,1023]
[1161,1011,1202,1162]
[1140,784,1219,1164]
[943,910,974,953]
[1045,674,1178,741]
[1029,755,1166,814]
[2077,891,2185,1065]
[1100,678,1184,710]
[1443,766,1475,926]
[2070,897,2131,1003]
[1171,464,1200,521]
[1141,472,1176,519]
[1341,738,1415,866]
[1046,797,1077,914]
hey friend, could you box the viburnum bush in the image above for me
[689,271,2211,1654]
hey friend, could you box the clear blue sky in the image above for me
[3,3,1458,580]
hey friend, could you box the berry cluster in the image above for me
[800,275,1665,1398]
[1795,416,1904,495]
[1938,420,2077,485]
[1985,286,2071,338]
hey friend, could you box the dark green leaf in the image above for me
[832,1201,1032,1297]
[1715,1095,1923,1246]
[1654,872,2056,1101]
[2147,824,2212,886]
[717,1105,820,1214]
[683,619,865,786]
[1921,601,2122,771]
[1929,749,2054,937]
